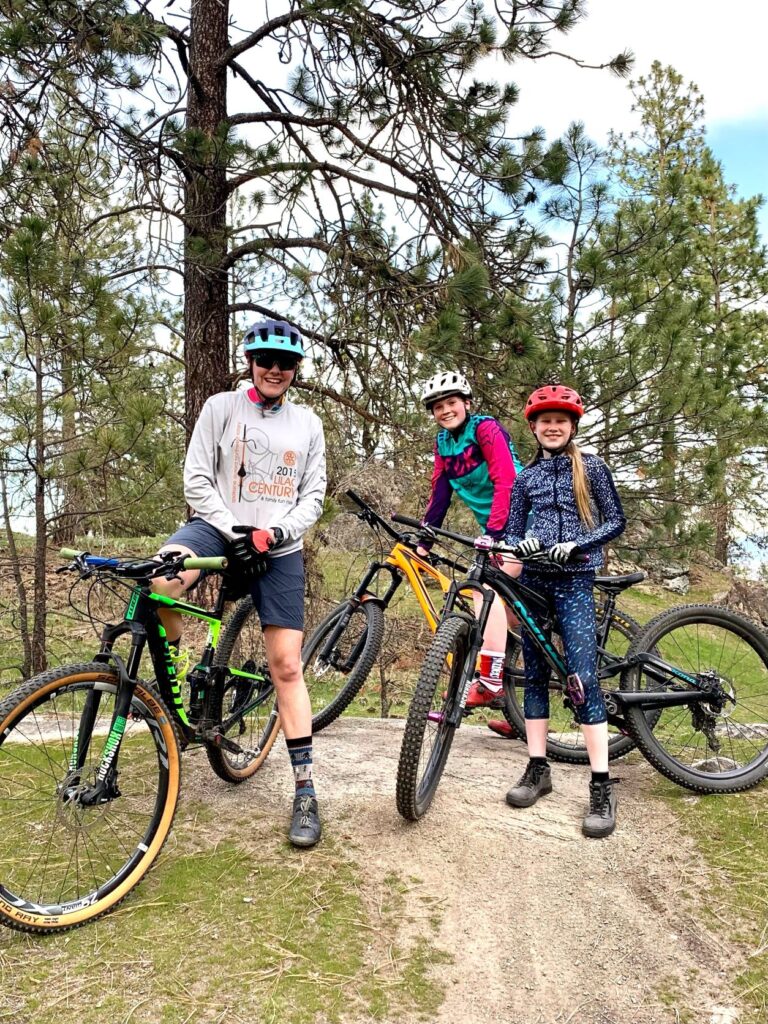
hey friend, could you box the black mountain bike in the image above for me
[393,518,768,820]
[500,575,648,764]
[304,491,643,763]
[0,548,279,933]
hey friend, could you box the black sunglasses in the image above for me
[253,352,301,372]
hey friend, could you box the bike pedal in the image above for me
[201,728,243,755]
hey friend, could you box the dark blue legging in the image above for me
[521,571,607,726]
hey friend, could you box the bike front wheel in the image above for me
[0,665,182,933]
[302,599,385,732]
[396,615,475,821]
[208,597,280,781]
[622,605,768,792]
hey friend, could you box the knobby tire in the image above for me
[302,600,385,732]
[396,615,474,821]
[207,597,280,781]
[622,605,768,793]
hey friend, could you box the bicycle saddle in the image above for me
[593,571,645,594]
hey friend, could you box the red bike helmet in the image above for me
[524,384,585,421]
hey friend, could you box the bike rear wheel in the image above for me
[302,600,385,732]
[502,606,643,763]
[396,615,474,821]
[622,605,768,792]
[0,665,181,933]
[208,597,280,781]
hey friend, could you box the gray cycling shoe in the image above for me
[505,761,552,808]
[289,793,322,848]
[582,779,618,838]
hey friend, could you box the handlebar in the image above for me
[59,549,228,577]
[345,489,402,540]
[184,556,229,571]
[344,492,468,573]
[390,516,589,566]
[391,513,468,545]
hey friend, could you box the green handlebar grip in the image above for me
[60,548,84,559]
[183,556,228,571]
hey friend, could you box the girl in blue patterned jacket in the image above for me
[504,385,626,838]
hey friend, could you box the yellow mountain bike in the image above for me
[303,490,473,730]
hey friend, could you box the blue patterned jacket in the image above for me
[503,452,626,574]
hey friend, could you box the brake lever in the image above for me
[67,553,96,579]
[411,526,438,556]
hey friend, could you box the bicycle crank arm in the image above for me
[202,728,261,757]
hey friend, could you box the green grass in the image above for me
[662,786,768,1023]
[0,819,447,1024]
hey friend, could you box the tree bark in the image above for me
[1,459,32,678]
[184,0,231,440]
[33,349,47,674]
[51,343,81,545]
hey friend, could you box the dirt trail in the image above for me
[193,718,744,1024]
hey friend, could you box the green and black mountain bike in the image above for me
[0,547,277,934]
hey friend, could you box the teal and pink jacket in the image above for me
[422,414,522,538]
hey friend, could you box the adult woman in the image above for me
[154,319,326,847]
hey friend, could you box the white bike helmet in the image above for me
[421,371,473,409]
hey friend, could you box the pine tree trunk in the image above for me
[184,0,231,441]
[51,345,80,545]
[33,352,47,674]
[713,501,729,563]
[1,460,32,678]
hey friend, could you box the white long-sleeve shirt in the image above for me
[184,389,326,556]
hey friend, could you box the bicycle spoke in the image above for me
[625,608,768,792]
[0,670,180,930]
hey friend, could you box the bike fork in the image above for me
[63,654,137,807]
[444,582,494,727]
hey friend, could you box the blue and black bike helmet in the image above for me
[243,319,304,359]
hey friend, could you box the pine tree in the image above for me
[1,1,631,436]
[0,112,181,669]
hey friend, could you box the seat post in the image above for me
[213,581,230,619]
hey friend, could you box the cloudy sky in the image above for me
[496,0,768,237]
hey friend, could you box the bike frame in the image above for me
[315,491,472,668]
[441,556,718,727]
[74,575,271,785]
[384,511,725,729]
[351,542,457,626]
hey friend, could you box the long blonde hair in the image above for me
[566,440,594,528]
[529,438,594,528]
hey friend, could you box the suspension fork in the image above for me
[442,577,495,726]
[65,624,147,802]
[60,652,139,807]
[317,562,402,664]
